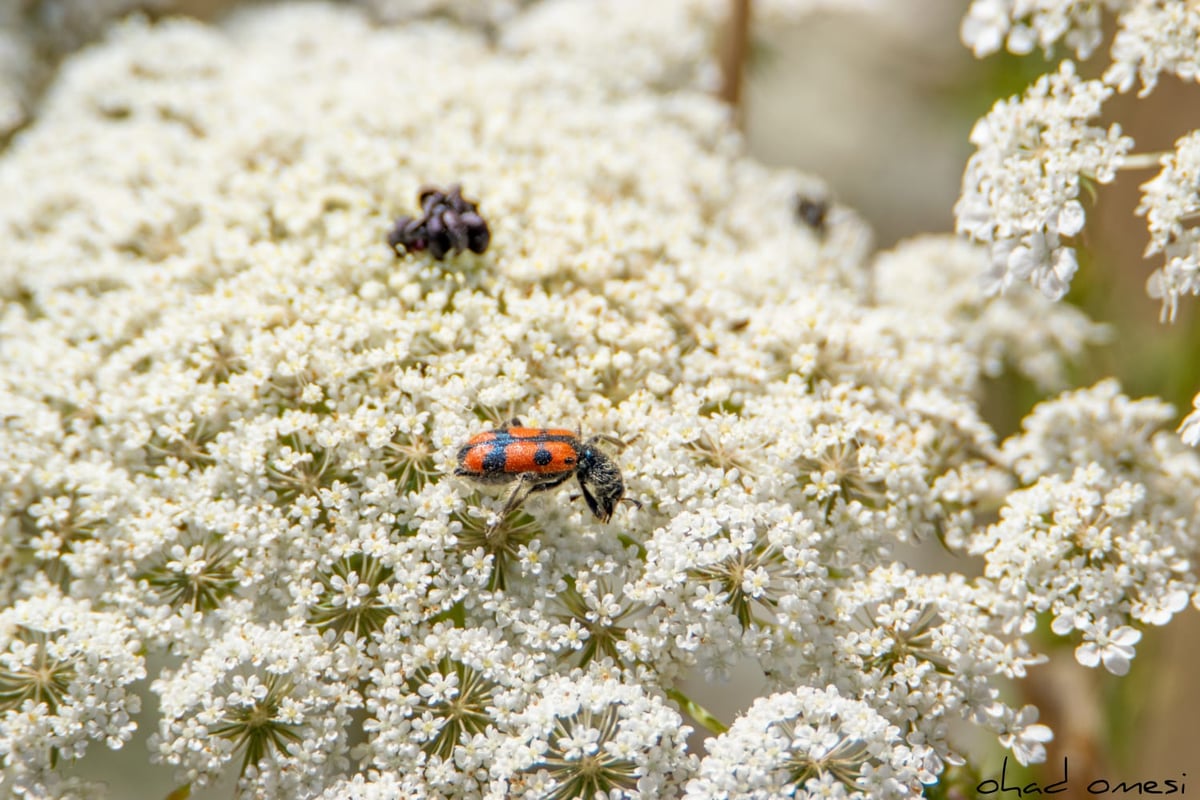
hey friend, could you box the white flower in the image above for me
[955,62,1132,300]
[361,624,534,796]
[1075,624,1142,676]
[989,704,1054,766]
[149,621,357,795]
[0,3,1193,797]
[316,770,429,799]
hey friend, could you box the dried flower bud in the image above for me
[389,184,491,260]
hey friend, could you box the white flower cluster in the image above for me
[0,586,145,796]
[360,625,533,796]
[1138,131,1200,322]
[0,0,177,138]
[1,2,1198,798]
[494,668,693,799]
[955,62,1131,301]
[961,0,1124,59]
[150,620,359,796]
[1105,0,1200,95]
[974,381,1200,674]
[684,686,930,799]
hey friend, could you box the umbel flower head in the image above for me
[1,2,1199,798]
[0,585,145,796]
[683,686,931,799]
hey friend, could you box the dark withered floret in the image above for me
[387,184,490,260]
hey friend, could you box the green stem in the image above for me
[617,533,646,560]
[666,687,729,734]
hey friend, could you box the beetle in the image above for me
[454,419,640,531]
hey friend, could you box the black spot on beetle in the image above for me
[482,446,506,473]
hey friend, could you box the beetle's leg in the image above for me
[586,433,638,450]
[576,484,603,521]
[569,490,642,516]
[486,471,570,533]
[526,471,573,494]
[487,473,538,533]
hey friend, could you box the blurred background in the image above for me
[8,0,1200,795]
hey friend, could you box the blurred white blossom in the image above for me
[961,0,1125,59]
[1181,395,1200,447]
[1105,0,1200,95]
[20,0,172,50]
[1139,131,1200,322]
[872,235,1108,390]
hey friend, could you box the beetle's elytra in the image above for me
[455,419,640,530]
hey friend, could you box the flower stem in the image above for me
[718,0,752,128]
[666,687,729,734]
[1121,152,1168,170]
